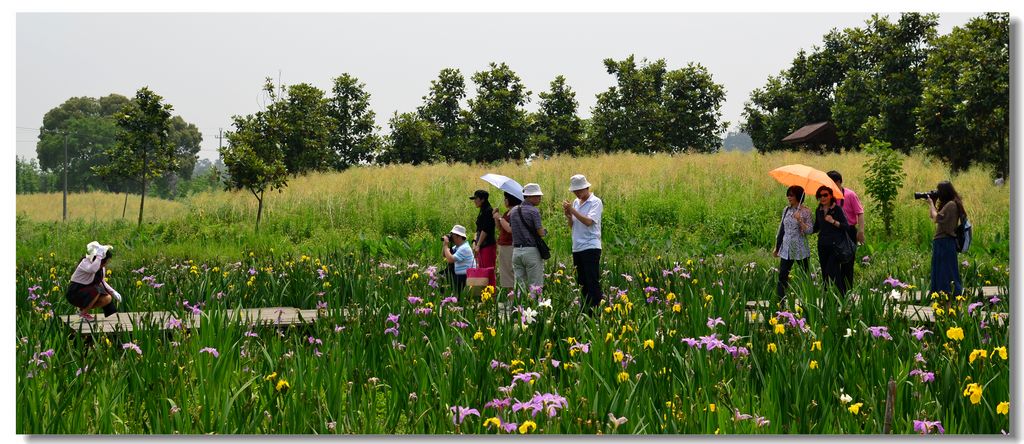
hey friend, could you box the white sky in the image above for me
[16,13,976,160]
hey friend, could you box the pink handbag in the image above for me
[466,266,495,287]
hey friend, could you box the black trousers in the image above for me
[777,257,809,301]
[573,249,603,310]
[818,244,848,297]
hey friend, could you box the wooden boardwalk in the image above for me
[744,286,1007,325]
[60,307,323,334]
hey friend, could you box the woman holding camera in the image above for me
[812,185,851,297]
[442,225,475,296]
[926,181,965,298]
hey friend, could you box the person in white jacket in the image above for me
[65,242,121,319]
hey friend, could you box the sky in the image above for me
[16,12,977,161]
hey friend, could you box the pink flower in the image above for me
[913,419,944,434]
[122,343,142,356]
[707,317,725,329]
[909,326,932,341]
[867,326,892,340]
[199,347,219,358]
[449,406,480,425]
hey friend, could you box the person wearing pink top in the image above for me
[827,171,865,293]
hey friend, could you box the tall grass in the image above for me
[15,152,1010,266]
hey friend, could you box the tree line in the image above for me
[16,12,1009,227]
[742,12,1009,178]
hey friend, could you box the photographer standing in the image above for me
[927,181,965,298]
[443,225,475,296]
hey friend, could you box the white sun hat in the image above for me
[86,241,113,259]
[569,174,592,192]
[522,183,544,196]
[450,225,468,238]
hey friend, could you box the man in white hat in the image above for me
[510,183,547,292]
[442,224,475,295]
[562,174,604,312]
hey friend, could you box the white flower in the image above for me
[844,328,856,338]
[840,393,853,404]
[521,307,538,325]
[890,289,902,300]
[538,299,552,309]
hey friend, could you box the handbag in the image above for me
[517,206,551,260]
[466,266,495,288]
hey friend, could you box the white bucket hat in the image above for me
[86,241,112,259]
[569,174,591,192]
[449,225,468,239]
[522,183,544,196]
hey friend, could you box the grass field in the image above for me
[15,152,1011,434]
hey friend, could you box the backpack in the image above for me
[955,216,972,253]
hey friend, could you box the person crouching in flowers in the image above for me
[443,225,475,296]
[66,241,121,320]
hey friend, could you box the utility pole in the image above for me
[217,128,224,151]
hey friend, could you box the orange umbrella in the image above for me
[768,164,844,200]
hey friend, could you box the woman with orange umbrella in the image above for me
[773,185,813,304]
[812,186,851,297]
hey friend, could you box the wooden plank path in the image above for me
[60,307,325,334]
[743,286,1007,325]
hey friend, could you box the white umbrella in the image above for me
[480,173,524,202]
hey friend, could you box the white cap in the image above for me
[450,225,468,238]
[569,174,591,192]
[522,183,544,196]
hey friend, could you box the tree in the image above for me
[532,75,583,156]
[36,94,126,191]
[917,13,1009,177]
[221,111,288,230]
[418,68,470,163]
[264,80,334,175]
[831,14,938,151]
[466,63,531,163]
[589,56,668,154]
[95,87,176,227]
[862,139,906,236]
[16,157,43,194]
[379,112,440,165]
[153,116,203,200]
[662,63,727,153]
[742,13,939,153]
[327,74,381,169]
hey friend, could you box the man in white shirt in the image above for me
[562,174,603,313]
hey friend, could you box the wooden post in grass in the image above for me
[883,379,896,433]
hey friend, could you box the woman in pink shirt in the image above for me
[828,171,864,293]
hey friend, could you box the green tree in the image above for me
[379,112,439,165]
[265,80,334,175]
[327,74,381,169]
[831,14,938,151]
[35,94,127,191]
[589,56,668,154]
[467,63,532,163]
[917,13,1009,178]
[153,116,203,200]
[220,111,288,230]
[418,68,470,163]
[532,75,583,156]
[94,87,176,227]
[662,63,728,153]
[16,157,42,194]
[862,138,906,236]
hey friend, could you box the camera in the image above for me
[441,234,450,242]
[914,190,938,200]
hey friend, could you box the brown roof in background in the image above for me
[782,121,837,144]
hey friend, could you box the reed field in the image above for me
[15,151,1011,434]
